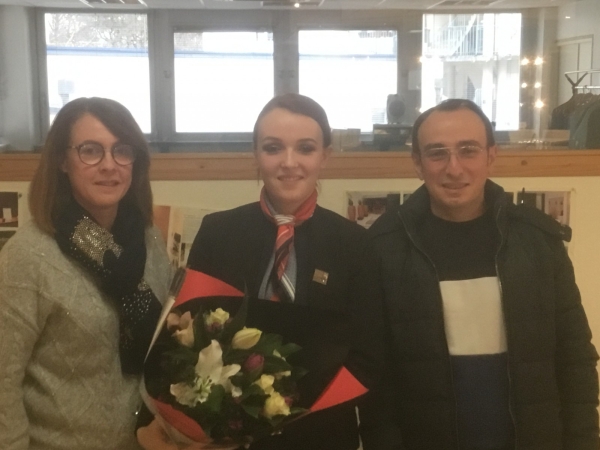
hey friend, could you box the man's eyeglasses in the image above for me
[422,145,485,163]
[69,142,137,166]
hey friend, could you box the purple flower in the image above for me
[228,419,243,431]
[243,353,264,373]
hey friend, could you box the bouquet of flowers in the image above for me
[142,269,368,447]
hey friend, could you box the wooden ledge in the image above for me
[1,149,600,181]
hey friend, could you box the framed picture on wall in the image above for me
[0,192,19,228]
[543,192,570,226]
[346,191,412,229]
[516,190,571,226]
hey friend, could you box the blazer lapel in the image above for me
[241,204,277,297]
[293,222,312,306]
[294,206,333,307]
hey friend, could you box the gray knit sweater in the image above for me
[0,221,172,450]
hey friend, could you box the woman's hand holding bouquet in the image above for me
[137,418,238,450]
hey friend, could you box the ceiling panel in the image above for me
[0,0,576,10]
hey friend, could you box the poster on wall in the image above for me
[516,190,571,226]
[346,191,411,229]
[153,205,217,268]
[543,192,570,226]
[0,192,19,228]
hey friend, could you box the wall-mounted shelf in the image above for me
[2,149,600,182]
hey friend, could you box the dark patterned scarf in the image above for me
[54,199,162,375]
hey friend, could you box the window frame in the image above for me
[169,27,276,141]
[161,11,280,145]
[36,8,155,141]
[297,27,400,135]
[32,8,520,151]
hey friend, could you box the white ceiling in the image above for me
[0,0,575,10]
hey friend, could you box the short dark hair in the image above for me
[411,98,495,156]
[29,97,153,235]
[253,93,332,148]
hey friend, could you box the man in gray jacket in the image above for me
[360,99,599,450]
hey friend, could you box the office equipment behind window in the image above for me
[373,94,412,151]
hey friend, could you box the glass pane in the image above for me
[45,13,150,132]
[299,30,397,133]
[174,32,274,133]
[421,13,522,131]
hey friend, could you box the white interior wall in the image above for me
[3,175,600,365]
[558,0,600,69]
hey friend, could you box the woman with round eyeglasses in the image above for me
[137,93,384,450]
[0,97,171,450]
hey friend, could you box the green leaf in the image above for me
[203,385,225,413]
[262,355,292,374]
[222,348,251,366]
[245,366,264,382]
[253,333,282,355]
[161,347,198,383]
[289,406,307,416]
[192,311,211,351]
[240,383,264,400]
[221,294,249,342]
[229,372,245,387]
[290,366,308,381]
[277,342,302,358]
[241,403,262,419]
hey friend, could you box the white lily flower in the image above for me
[170,340,241,407]
[195,340,241,392]
[170,382,199,407]
[231,385,243,398]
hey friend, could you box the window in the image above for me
[299,30,397,133]
[174,32,274,133]
[421,13,522,130]
[44,13,150,132]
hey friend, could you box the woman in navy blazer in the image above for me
[138,94,383,450]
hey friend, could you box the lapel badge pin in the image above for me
[312,269,329,285]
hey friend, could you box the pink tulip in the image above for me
[243,353,264,373]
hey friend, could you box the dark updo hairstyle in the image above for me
[253,93,332,149]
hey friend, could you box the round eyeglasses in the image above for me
[69,142,137,166]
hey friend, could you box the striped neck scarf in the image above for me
[259,187,318,302]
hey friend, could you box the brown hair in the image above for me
[29,97,153,234]
[253,93,332,149]
[411,98,496,157]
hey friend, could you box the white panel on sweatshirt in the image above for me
[440,276,507,356]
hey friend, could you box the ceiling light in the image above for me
[80,0,147,5]
[521,83,528,88]
[535,100,545,109]
[521,57,530,66]
[534,57,544,65]
[565,16,571,19]
[534,82,541,88]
